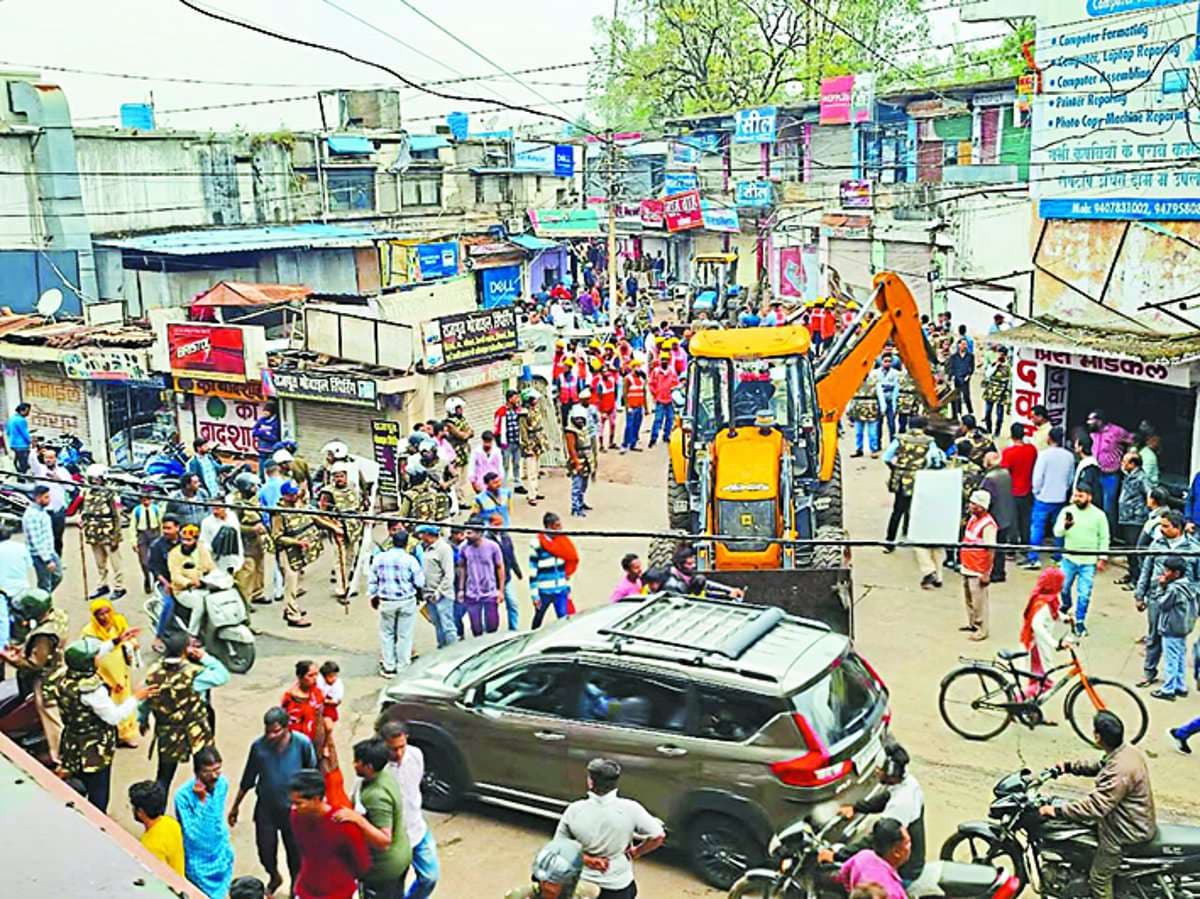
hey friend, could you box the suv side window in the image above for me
[695,686,785,742]
[479,662,576,718]
[574,664,690,732]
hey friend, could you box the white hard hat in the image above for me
[272,448,294,464]
[324,440,349,460]
[569,404,588,421]
[85,463,108,480]
[445,396,465,414]
[969,489,991,510]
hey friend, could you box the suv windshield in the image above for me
[789,653,885,749]
[445,634,533,689]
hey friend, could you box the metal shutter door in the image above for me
[292,401,375,465]
[827,238,873,301]
[883,241,933,312]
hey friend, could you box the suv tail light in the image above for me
[858,654,892,726]
[770,713,853,788]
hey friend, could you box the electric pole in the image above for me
[606,131,619,321]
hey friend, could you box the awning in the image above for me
[326,134,373,155]
[1000,318,1200,365]
[509,234,561,252]
[96,224,418,256]
[408,135,450,152]
[191,281,312,308]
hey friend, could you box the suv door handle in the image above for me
[534,730,566,742]
[656,744,688,757]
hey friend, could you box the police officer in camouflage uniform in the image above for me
[849,371,882,458]
[958,414,997,466]
[519,390,549,505]
[318,463,364,600]
[54,635,152,811]
[883,415,941,548]
[981,346,1011,438]
[0,588,68,761]
[233,473,270,607]
[139,630,229,793]
[896,370,923,434]
[272,482,318,627]
[406,469,451,524]
[81,464,127,600]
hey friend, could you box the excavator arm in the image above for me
[813,271,944,480]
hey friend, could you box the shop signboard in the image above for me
[528,208,602,238]
[166,323,247,381]
[1011,347,1070,435]
[63,348,150,382]
[701,202,740,233]
[777,245,820,301]
[1032,0,1200,219]
[173,376,265,402]
[663,189,704,232]
[422,306,519,370]
[1017,344,1190,389]
[670,141,700,166]
[839,179,873,209]
[735,180,774,208]
[193,395,262,456]
[479,264,522,309]
[371,419,402,498]
[554,145,575,177]
[416,242,459,279]
[23,374,83,434]
[733,105,777,143]
[269,367,379,406]
[663,171,699,195]
[379,241,419,287]
[639,198,665,228]
[678,132,721,155]
[820,75,854,124]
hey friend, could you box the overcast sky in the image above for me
[0,0,1007,134]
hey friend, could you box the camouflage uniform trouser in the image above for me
[89,542,125,591]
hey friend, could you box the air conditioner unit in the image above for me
[506,216,528,235]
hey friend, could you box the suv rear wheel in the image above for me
[687,812,766,889]
[414,741,464,812]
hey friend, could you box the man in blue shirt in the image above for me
[369,529,426,676]
[5,403,31,472]
[22,486,60,593]
[876,355,901,444]
[186,438,222,498]
[228,707,317,897]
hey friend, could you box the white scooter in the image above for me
[146,571,256,674]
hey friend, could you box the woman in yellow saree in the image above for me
[81,598,140,746]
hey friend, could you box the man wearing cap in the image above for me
[416,525,457,648]
[1054,485,1110,637]
[518,390,548,507]
[621,360,647,454]
[81,464,127,600]
[960,490,998,641]
[555,758,665,899]
[23,484,61,593]
[187,437,222,499]
[272,482,317,628]
[565,406,593,518]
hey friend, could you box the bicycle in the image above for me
[938,644,1148,745]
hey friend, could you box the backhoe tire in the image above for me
[647,534,684,572]
[811,525,847,570]
[813,449,844,532]
[667,470,691,531]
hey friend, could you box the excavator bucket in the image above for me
[701,566,854,636]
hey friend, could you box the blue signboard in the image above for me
[664,172,699,195]
[701,202,740,233]
[734,106,777,144]
[1039,197,1200,221]
[120,103,155,131]
[554,145,575,177]
[416,242,459,279]
[479,264,522,308]
[678,132,721,154]
[735,180,774,208]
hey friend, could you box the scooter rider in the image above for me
[505,838,600,899]
[838,738,926,882]
[1039,710,1157,899]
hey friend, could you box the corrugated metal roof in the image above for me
[327,134,374,155]
[192,281,312,307]
[509,234,561,251]
[1001,318,1200,365]
[96,224,415,256]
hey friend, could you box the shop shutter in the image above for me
[882,241,933,311]
[827,238,873,301]
[917,140,942,183]
[292,401,375,468]
[808,126,854,186]
[20,365,90,441]
[437,382,504,441]
[979,107,1000,165]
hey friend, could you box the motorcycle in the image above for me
[942,767,1200,898]
[0,677,50,764]
[145,570,256,674]
[729,815,1020,899]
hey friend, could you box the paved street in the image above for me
[37,435,1194,897]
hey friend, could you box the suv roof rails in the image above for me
[544,642,781,683]
[598,593,790,661]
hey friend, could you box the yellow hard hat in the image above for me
[604,342,615,350]
[668,337,680,347]
[846,300,859,310]
[630,358,642,367]
[590,357,602,371]
[563,354,574,363]
[555,339,565,349]
[660,352,671,360]
[588,339,601,349]
[824,299,835,308]
[804,300,816,308]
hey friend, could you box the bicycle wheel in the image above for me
[1065,677,1149,745]
[939,665,1015,741]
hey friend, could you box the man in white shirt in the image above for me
[200,505,245,576]
[31,447,75,556]
[838,739,926,883]
[0,522,33,648]
[380,719,440,899]
[555,758,665,899]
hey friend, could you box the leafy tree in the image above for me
[590,0,929,128]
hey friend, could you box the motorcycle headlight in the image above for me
[768,834,782,856]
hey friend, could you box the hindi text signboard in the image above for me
[270,368,379,407]
[422,307,519,370]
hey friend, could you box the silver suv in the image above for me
[378,594,890,888]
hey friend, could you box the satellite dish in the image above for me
[36,288,64,318]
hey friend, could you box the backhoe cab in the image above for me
[661,272,943,635]
[685,252,741,322]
